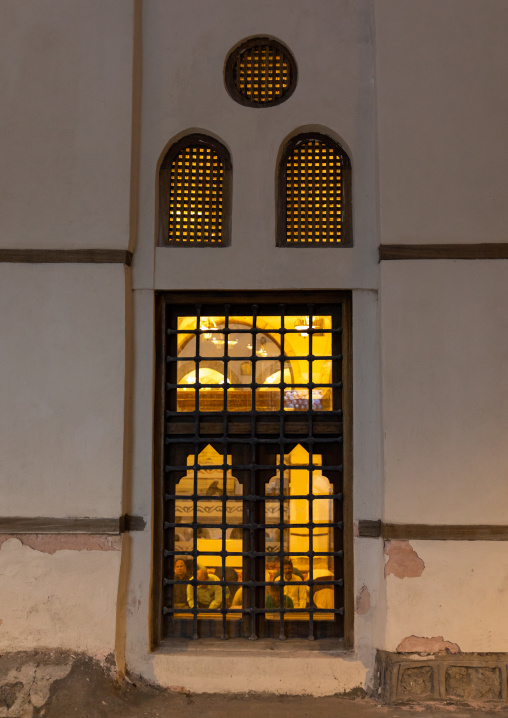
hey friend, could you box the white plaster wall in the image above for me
[375,0,508,244]
[0,538,120,654]
[125,0,384,691]
[0,264,125,516]
[134,0,379,291]
[0,0,134,250]
[385,541,508,652]
[381,261,508,525]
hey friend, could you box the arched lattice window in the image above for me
[277,133,352,247]
[159,134,232,246]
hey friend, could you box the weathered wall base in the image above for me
[0,539,121,655]
[133,642,368,696]
[375,650,508,704]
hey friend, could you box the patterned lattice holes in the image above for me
[169,146,224,244]
[235,45,290,104]
[286,140,343,244]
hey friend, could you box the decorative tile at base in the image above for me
[374,650,508,704]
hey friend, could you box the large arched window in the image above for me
[277,133,352,247]
[159,134,232,246]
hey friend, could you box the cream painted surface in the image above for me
[0,264,125,516]
[381,261,508,524]
[147,648,366,696]
[0,538,120,654]
[354,538,386,662]
[386,541,508,652]
[375,0,508,244]
[353,291,383,523]
[134,0,378,291]
[0,0,134,249]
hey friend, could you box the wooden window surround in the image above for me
[152,291,353,646]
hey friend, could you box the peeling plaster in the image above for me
[396,635,461,654]
[355,585,371,615]
[384,540,424,579]
[353,522,359,537]
[0,534,121,554]
[0,654,73,717]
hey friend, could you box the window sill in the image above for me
[156,637,348,657]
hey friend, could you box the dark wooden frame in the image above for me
[277,133,353,248]
[379,244,508,261]
[151,290,353,649]
[158,134,232,247]
[224,37,298,108]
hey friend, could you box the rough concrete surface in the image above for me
[2,653,508,718]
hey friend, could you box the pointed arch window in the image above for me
[159,134,232,246]
[277,133,352,247]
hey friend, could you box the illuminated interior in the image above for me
[168,145,224,244]
[176,314,333,412]
[235,45,290,103]
[285,139,343,244]
[164,306,343,639]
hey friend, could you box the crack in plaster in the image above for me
[384,540,425,579]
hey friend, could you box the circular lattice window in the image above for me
[225,37,297,107]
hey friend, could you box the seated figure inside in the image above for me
[187,567,228,609]
[274,557,308,609]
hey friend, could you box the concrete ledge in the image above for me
[375,650,508,703]
[131,639,368,695]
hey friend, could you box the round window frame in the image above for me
[224,37,298,108]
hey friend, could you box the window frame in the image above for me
[277,132,353,248]
[158,134,232,247]
[152,291,354,648]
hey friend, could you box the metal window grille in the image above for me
[278,133,352,247]
[160,298,347,640]
[168,145,224,245]
[225,38,297,108]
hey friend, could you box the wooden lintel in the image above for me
[0,515,145,535]
[379,244,508,261]
[382,523,508,541]
[358,520,382,538]
[358,520,508,541]
[0,249,133,265]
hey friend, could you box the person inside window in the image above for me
[172,558,190,608]
[275,558,308,608]
[187,568,228,609]
[312,569,334,609]
[265,584,294,609]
